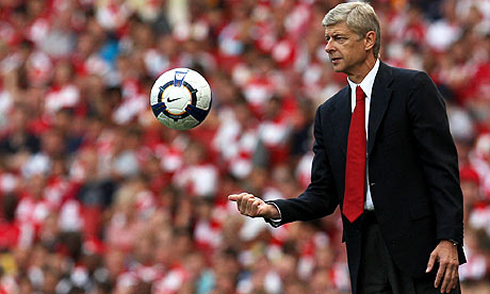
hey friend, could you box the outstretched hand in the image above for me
[228,193,279,219]
[426,240,459,293]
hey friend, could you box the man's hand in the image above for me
[228,193,280,219]
[426,240,459,293]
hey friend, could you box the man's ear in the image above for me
[365,31,376,52]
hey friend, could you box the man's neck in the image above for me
[347,56,377,84]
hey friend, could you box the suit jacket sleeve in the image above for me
[266,105,339,226]
[407,72,464,244]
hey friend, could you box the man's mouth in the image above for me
[331,57,342,64]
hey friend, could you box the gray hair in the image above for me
[322,1,381,58]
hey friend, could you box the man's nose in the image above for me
[325,40,335,54]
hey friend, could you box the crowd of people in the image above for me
[0,0,489,293]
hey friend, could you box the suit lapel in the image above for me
[331,86,351,156]
[368,62,393,154]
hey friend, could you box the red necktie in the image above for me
[343,86,366,223]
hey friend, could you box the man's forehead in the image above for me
[325,22,352,35]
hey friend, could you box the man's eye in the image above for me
[326,36,346,43]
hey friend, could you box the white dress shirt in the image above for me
[346,58,380,211]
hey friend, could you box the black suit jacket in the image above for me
[269,61,465,293]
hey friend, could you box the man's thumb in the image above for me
[426,252,436,273]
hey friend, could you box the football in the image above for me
[150,68,212,130]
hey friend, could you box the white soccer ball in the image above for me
[150,68,212,130]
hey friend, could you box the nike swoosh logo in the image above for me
[167,97,182,103]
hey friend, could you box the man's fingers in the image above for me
[434,262,446,288]
[429,241,461,293]
[239,195,251,213]
[439,264,452,293]
[446,270,458,293]
[426,252,437,273]
[246,197,265,217]
[245,197,255,214]
[447,263,459,292]
[250,199,261,216]
[228,193,265,217]
[450,270,459,290]
[228,192,249,202]
[441,264,458,293]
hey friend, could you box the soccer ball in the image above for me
[150,68,212,130]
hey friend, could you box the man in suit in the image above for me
[229,2,465,294]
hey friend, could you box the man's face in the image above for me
[324,22,369,75]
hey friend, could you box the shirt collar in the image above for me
[347,59,380,99]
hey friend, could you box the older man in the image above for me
[229,2,465,294]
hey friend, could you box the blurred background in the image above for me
[0,0,489,293]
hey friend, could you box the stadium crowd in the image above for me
[0,0,489,293]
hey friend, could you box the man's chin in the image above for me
[331,64,344,72]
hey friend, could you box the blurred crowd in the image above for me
[0,0,489,293]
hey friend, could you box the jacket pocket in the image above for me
[409,201,432,220]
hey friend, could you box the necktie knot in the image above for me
[356,86,366,102]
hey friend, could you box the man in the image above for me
[229,2,465,294]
